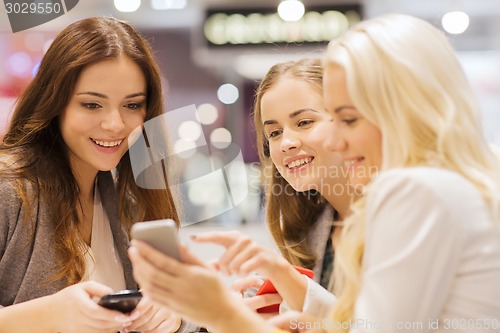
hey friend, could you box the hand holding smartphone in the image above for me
[98,290,142,313]
[255,266,314,313]
[131,219,181,261]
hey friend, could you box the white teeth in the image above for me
[345,160,355,167]
[92,139,123,147]
[287,157,313,169]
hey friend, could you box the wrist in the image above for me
[267,257,292,281]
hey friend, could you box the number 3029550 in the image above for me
[5,2,62,14]
[442,318,499,330]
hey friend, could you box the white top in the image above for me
[302,276,336,317]
[351,167,500,333]
[83,181,126,291]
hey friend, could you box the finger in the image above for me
[226,245,266,276]
[74,283,131,324]
[130,241,182,277]
[129,246,177,299]
[80,280,114,298]
[142,308,179,332]
[189,231,242,247]
[216,237,254,275]
[127,298,155,329]
[238,252,277,277]
[231,275,264,292]
[241,293,283,310]
[150,314,182,333]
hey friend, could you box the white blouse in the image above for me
[352,167,500,333]
[83,180,126,291]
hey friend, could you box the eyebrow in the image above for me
[334,105,356,113]
[76,92,146,99]
[263,108,318,126]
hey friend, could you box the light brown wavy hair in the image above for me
[0,17,178,286]
[253,58,333,269]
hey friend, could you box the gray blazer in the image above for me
[0,171,136,307]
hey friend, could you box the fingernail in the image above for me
[128,246,138,257]
[115,315,129,323]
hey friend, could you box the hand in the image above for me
[268,310,326,333]
[127,295,181,333]
[232,275,283,317]
[128,240,240,328]
[190,231,290,279]
[49,281,133,333]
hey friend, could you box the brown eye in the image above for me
[268,130,282,138]
[82,102,101,110]
[297,120,313,127]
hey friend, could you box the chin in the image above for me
[291,182,317,193]
[96,163,120,172]
[348,177,370,193]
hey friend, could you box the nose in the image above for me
[325,125,346,152]
[101,108,125,133]
[280,129,300,153]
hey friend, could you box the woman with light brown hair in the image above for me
[188,58,352,316]
[0,16,187,332]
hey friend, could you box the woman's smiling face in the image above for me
[59,55,147,179]
[261,78,342,192]
[323,65,383,189]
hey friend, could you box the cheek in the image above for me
[268,141,281,164]
[124,112,146,131]
[310,121,335,143]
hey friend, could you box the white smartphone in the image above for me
[130,219,181,261]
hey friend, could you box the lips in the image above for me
[91,138,123,148]
[286,156,314,170]
[344,157,364,170]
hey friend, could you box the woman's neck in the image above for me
[320,180,356,221]
[72,168,98,246]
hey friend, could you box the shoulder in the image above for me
[366,167,489,229]
[369,167,480,204]
[0,176,19,199]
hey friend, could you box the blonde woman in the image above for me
[322,13,500,333]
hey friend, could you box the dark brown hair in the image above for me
[1,17,178,285]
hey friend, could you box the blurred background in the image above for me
[1,1,499,244]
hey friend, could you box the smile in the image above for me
[344,158,364,169]
[91,139,123,148]
[286,157,313,170]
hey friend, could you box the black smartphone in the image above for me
[98,290,142,313]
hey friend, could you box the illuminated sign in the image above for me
[203,5,362,47]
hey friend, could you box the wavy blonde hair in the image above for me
[323,14,500,330]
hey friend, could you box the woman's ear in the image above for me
[263,137,270,157]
